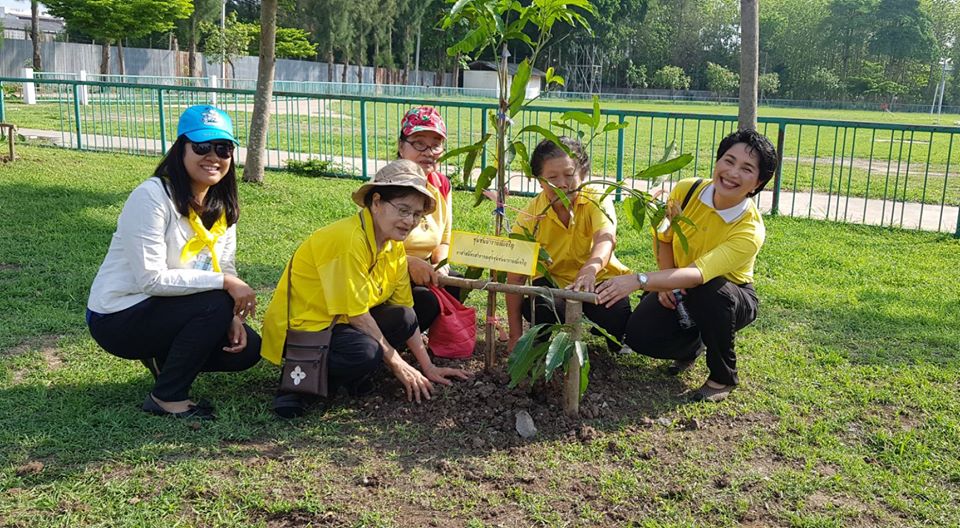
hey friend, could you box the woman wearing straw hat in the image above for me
[86,105,261,421]
[260,159,471,418]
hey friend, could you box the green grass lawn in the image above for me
[1,145,959,527]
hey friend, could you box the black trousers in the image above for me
[411,270,463,331]
[521,277,632,351]
[312,303,418,397]
[623,277,758,386]
[88,290,262,401]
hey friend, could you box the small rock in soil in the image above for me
[471,436,485,449]
[577,425,599,443]
[715,476,731,488]
[656,417,673,427]
[639,448,657,460]
[515,410,537,439]
[684,418,703,431]
[639,417,655,427]
[359,475,381,487]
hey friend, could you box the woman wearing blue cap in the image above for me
[86,105,260,420]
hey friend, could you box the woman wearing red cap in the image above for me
[85,105,261,420]
[396,106,461,331]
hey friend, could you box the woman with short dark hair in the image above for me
[597,129,779,402]
[86,105,261,420]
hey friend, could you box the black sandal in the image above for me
[142,394,216,420]
[272,392,305,419]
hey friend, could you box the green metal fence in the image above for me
[1,76,958,236]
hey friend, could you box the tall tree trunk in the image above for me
[30,0,41,71]
[327,48,334,82]
[738,0,759,131]
[244,0,278,183]
[100,41,111,75]
[342,48,350,83]
[117,40,126,76]
[188,11,198,77]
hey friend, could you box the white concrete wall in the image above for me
[462,70,542,99]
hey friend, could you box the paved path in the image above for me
[19,127,959,234]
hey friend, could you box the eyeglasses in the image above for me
[402,138,445,154]
[383,200,426,222]
[189,141,235,159]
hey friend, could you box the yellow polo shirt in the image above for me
[658,178,765,285]
[512,188,630,288]
[260,209,413,365]
[403,179,452,260]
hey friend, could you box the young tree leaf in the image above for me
[584,319,622,348]
[577,341,590,397]
[633,154,694,181]
[507,325,551,388]
[602,121,629,133]
[545,66,564,87]
[518,125,572,157]
[659,140,679,164]
[509,59,532,118]
[433,258,448,271]
[622,195,647,231]
[473,165,497,206]
[511,140,533,178]
[592,95,601,128]
[447,27,487,56]
[544,331,572,381]
[559,110,593,128]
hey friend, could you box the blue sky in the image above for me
[0,1,47,15]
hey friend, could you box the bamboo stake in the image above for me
[564,300,583,418]
[437,275,598,304]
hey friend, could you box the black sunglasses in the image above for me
[189,141,235,159]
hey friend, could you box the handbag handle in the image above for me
[284,255,339,331]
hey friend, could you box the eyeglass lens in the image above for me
[191,142,234,159]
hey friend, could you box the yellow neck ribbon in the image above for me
[181,209,228,272]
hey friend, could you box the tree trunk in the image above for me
[100,41,111,75]
[342,49,349,83]
[327,48,334,82]
[188,11,198,77]
[31,0,41,71]
[738,0,759,131]
[117,40,126,76]
[243,0,278,183]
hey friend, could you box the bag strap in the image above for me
[285,254,340,331]
[680,178,705,212]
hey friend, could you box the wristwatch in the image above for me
[636,272,649,291]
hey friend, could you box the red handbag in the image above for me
[427,285,476,359]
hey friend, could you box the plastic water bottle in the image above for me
[673,289,696,330]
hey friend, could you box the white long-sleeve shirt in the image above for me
[87,177,237,314]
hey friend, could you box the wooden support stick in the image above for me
[564,300,583,418]
[437,275,598,304]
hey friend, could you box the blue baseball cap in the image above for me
[176,105,238,145]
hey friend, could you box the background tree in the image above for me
[249,26,315,59]
[739,0,759,130]
[31,0,41,71]
[180,0,221,77]
[45,0,193,74]
[705,61,738,101]
[200,12,256,79]
[651,65,691,90]
[244,0,277,184]
[758,71,780,100]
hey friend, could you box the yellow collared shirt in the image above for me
[512,188,629,288]
[658,178,765,284]
[403,180,452,260]
[260,209,413,365]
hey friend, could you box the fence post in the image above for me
[360,99,368,179]
[72,84,83,149]
[563,300,583,418]
[208,75,218,105]
[78,70,89,105]
[158,89,167,154]
[771,121,786,215]
[23,68,36,105]
[0,82,5,123]
[615,113,626,203]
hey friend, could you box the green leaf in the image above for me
[670,214,696,253]
[559,110,593,128]
[584,320,622,348]
[578,343,590,398]
[508,232,535,242]
[433,258,448,271]
[473,165,497,207]
[447,0,471,21]
[511,140,533,178]
[622,196,647,231]
[518,125,572,158]
[633,154,694,181]
[602,121,629,133]
[544,331,572,381]
[508,59,532,118]
[659,140,679,164]
[507,324,551,388]
[545,66,564,87]
[649,206,667,235]
[549,120,579,135]
[446,27,487,56]
[592,95,601,128]
[542,179,571,210]
[536,261,556,286]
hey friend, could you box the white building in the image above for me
[463,60,544,99]
[1,7,65,42]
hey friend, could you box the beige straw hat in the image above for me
[351,159,437,214]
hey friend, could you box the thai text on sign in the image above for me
[449,231,539,276]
